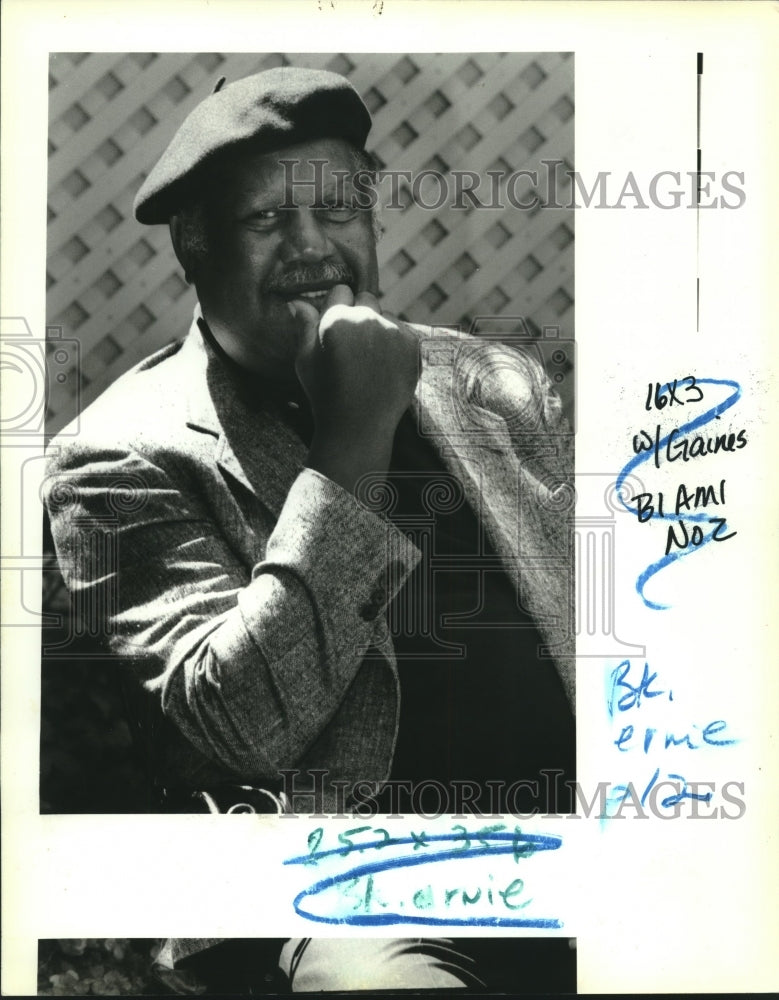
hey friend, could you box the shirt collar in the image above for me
[193,313,313,448]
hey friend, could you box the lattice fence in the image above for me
[46,52,574,435]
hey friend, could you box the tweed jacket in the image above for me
[45,309,574,804]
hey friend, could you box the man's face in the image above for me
[192,137,379,382]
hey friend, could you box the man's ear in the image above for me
[170,206,210,286]
[169,215,193,284]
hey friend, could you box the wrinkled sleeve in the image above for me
[43,444,420,779]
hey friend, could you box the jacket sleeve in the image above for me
[43,443,420,779]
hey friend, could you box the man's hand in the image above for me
[290,284,420,494]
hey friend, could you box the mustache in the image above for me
[267,261,355,294]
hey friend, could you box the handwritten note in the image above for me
[284,823,563,927]
[617,375,745,608]
[602,659,743,820]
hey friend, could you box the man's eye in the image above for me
[243,209,281,228]
[320,205,357,222]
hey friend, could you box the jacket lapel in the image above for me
[182,315,306,518]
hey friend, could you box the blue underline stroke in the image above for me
[616,378,741,610]
[290,911,563,928]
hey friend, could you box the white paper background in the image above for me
[2,1,778,994]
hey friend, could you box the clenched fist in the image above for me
[290,284,420,494]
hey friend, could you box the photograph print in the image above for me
[39,50,576,994]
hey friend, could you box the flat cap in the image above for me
[133,66,372,224]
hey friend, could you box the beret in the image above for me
[133,67,372,224]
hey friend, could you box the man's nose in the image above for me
[279,208,332,263]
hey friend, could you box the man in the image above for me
[45,66,575,992]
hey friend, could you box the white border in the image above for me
[2,2,778,994]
